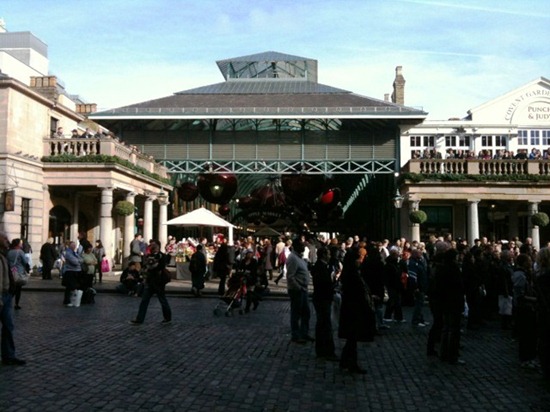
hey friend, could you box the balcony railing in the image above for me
[405,159,550,176]
[44,137,170,179]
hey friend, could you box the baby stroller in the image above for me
[213,272,247,317]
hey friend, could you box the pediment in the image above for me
[467,77,550,125]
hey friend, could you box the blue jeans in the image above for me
[1,292,16,360]
[135,284,172,323]
[288,289,310,340]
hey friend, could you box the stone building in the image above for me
[0,24,171,266]
[398,77,550,247]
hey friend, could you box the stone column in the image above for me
[124,192,136,265]
[99,187,114,260]
[158,197,169,250]
[529,200,540,251]
[70,194,79,242]
[467,199,480,246]
[143,196,154,242]
[409,200,421,242]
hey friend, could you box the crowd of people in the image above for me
[127,231,550,377]
[410,147,550,161]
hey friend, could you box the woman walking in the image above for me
[92,240,105,283]
[7,239,29,310]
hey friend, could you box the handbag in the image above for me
[498,295,513,316]
[101,258,110,273]
[11,266,29,286]
[161,268,172,285]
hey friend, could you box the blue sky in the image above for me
[2,0,549,119]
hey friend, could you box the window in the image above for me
[410,135,421,147]
[481,135,493,146]
[543,130,550,146]
[445,135,457,147]
[20,198,30,240]
[50,117,59,138]
[530,130,540,146]
[518,130,528,145]
[495,135,506,146]
[458,135,470,147]
[423,135,435,147]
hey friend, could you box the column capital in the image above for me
[467,199,481,204]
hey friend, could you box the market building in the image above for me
[90,51,427,240]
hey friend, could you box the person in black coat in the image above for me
[338,247,376,374]
[39,238,57,280]
[213,243,232,296]
[361,244,387,332]
[311,247,337,361]
[437,248,466,365]
[237,249,260,312]
[189,244,207,297]
[383,249,404,322]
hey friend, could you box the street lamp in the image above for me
[157,189,168,204]
[393,189,404,209]
[393,188,404,239]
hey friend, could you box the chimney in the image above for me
[384,93,390,102]
[391,66,405,105]
[76,103,98,114]
[0,18,6,33]
[30,76,59,101]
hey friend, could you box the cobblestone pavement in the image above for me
[1,278,549,411]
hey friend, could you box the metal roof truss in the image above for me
[162,159,396,175]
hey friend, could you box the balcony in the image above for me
[404,159,550,176]
[44,137,170,180]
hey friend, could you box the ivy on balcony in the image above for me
[400,173,550,184]
[41,154,171,185]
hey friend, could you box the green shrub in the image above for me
[409,210,428,224]
[114,200,135,216]
[531,212,550,227]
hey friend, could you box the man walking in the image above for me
[286,237,313,344]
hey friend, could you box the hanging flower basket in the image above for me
[531,212,549,227]
[409,210,428,224]
[114,200,135,216]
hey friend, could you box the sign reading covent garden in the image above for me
[505,87,550,123]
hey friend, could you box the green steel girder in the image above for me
[162,159,396,175]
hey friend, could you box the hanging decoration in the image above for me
[197,172,238,205]
[177,182,199,202]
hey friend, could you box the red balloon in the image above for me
[197,173,238,205]
[177,182,199,202]
[319,188,341,206]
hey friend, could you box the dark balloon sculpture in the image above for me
[218,204,231,216]
[281,174,325,205]
[197,173,238,205]
[177,182,199,202]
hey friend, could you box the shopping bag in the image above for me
[71,290,84,307]
[498,295,513,316]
